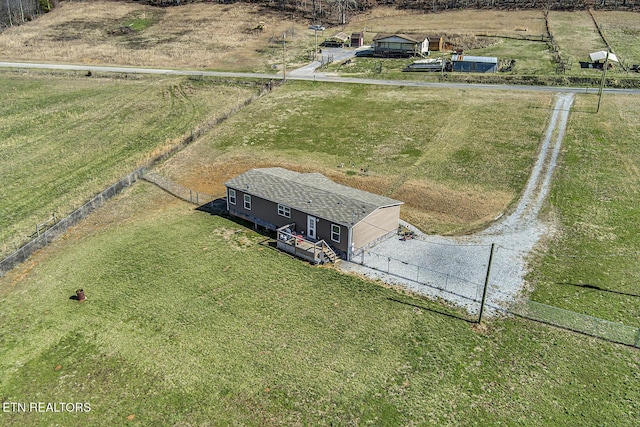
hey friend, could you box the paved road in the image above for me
[2,60,639,94]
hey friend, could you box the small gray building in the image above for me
[451,54,498,73]
[225,168,403,262]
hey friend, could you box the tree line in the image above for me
[122,0,640,25]
[134,0,640,22]
[2,0,638,31]
[0,0,58,30]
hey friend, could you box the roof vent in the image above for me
[308,199,312,203]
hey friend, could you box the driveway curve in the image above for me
[341,93,576,315]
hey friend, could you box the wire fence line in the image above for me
[354,245,640,349]
[504,300,640,349]
[354,248,485,306]
[142,171,216,206]
[146,79,276,169]
[0,168,146,278]
[3,164,638,349]
[1,80,275,278]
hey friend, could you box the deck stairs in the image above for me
[320,241,339,264]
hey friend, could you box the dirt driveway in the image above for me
[342,93,576,315]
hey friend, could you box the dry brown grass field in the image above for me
[0,2,576,72]
[1,3,638,74]
[347,7,547,37]
[0,1,313,71]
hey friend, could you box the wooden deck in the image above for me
[276,224,339,264]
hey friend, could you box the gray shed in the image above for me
[451,54,498,73]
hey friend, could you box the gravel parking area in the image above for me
[341,93,575,316]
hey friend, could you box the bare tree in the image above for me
[19,0,25,23]
[5,0,13,27]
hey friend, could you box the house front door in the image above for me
[307,215,316,239]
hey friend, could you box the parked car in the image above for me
[309,25,325,31]
[355,49,374,57]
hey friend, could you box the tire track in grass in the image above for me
[382,102,465,198]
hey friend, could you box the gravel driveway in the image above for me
[341,93,575,315]
[287,47,357,77]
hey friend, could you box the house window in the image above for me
[228,188,236,205]
[278,204,290,218]
[331,224,340,243]
[244,194,251,210]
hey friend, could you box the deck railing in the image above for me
[276,224,338,264]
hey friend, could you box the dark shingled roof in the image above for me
[225,168,403,227]
[372,33,429,43]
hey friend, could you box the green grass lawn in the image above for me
[0,183,638,426]
[472,37,556,75]
[593,11,640,68]
[178,81,551,234]
[528,93,640,328]
[1,57,639,426]
[0,72,256,258]
[547,11,607,65]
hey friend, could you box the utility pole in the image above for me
[282,33,287,82]
[478,243,495,324]
[314,29,318,61]
[596,51,610,113]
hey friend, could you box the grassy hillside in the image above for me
[0,1,314,73]
[0,183,637,426]
[159,80,552,235]
[0,5,639,425]
[0,71,256,258]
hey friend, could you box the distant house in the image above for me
[321,32,351,48]
[225,168,403,262]
[451,54,498,73]
[372,33,429,57]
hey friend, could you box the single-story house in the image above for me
[372,33,429,57]
[225,168,403,262]
[451,54,498,73]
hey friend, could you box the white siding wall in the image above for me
[352,205,401,249]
